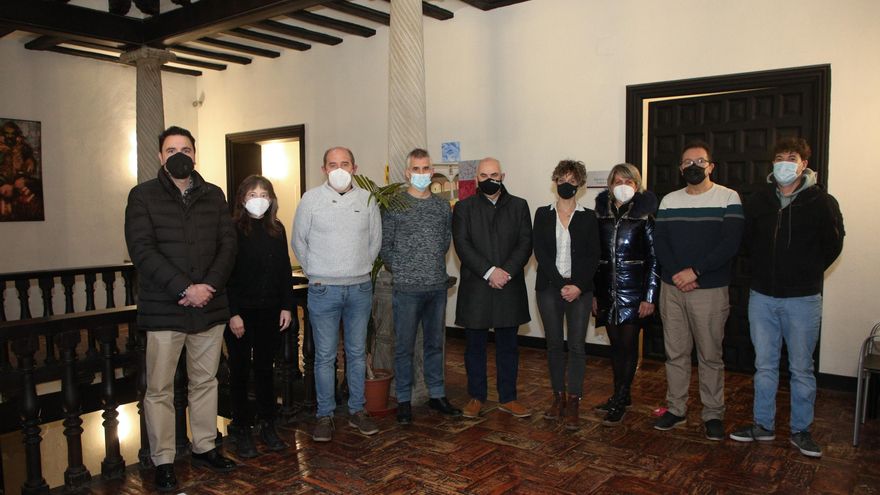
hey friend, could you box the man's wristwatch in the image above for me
[178,285,191,299]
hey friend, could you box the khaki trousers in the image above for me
[145,324,224,465]
[660,282,729,421]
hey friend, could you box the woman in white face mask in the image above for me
[225,175,295,457]
[592,163,660,426]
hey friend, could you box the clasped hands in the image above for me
[488,267,511,289]
[178,283,215,308]
[672,268,700,293]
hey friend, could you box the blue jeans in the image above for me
[748,290,822,433]
[308,281,373,418]
[392,289,447,402]
[465,327,519,403]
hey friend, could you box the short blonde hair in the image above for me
[607,163,643,191]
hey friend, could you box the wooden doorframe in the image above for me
[625,64,831,181]
[225,124,306,201]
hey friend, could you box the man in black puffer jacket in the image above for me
[125,126,237,492]
[729,137,844,459]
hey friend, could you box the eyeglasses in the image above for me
[680,158,712,168]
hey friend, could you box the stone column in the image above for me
[119,47,176,184]
[387,0,427,183]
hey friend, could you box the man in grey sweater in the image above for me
[380,148,462,424]
[292,146,382,442]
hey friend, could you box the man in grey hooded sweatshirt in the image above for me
[729,137,844,458]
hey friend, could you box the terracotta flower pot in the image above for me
[364,368,395,416]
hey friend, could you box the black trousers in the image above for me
[224,307,281,426]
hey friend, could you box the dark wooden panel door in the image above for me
[227,142,262,208]
[643,84,821,373]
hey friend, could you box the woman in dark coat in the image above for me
[592,163,659,425]
[225,175,295,457]
[533,160,600,430]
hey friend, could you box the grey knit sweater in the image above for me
[380,192,451,292]
[291,182,382,285]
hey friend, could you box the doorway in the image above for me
[625,65,831,373]
[225,124,306,262]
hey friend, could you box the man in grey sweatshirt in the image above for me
[380,148,462,425]
[292,146,382,442]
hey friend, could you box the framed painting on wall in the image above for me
[0,118,43,222]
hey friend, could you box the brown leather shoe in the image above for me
[462,398,483,418]
[564,394,581,431]
[543,392,566,420]
[499,400,532,418]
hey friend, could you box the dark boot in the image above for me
[232,425,258,459]
[602,397,627,427]
[563,394,581,431]
[258,420,288,451]
[543,392,566,420]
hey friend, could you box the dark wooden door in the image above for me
[642,84,823,373]
[227,142,262,208]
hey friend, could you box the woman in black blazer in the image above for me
[533,160,600,430]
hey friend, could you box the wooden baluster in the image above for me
[133,323,152,467]
[280,313,301,419]
[302,305,315,408]
[122,269,137,306]
[61,274,76,313]
[1,280,6,322]
[97,324,125,479]
[12,335,49,495]
[102,271,116,309]
[59,330,91,490]
[84,273,97,311]
[38,277,58,365]
[37,276,54,317]
[85,273,99,359]
[173,351,191,455]
[15,278,32,319]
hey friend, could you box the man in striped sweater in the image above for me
[652,140,744,441]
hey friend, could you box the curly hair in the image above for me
[551,159,587,186]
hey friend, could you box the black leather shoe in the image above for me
[233,426,259,459]
[427,397,462,417]
[191,448,236,473]
[154,463,178,493]
[397,401,413,425]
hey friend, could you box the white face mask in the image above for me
[612,184,635,204]
[328,167,352,192]
[244,197,270,218]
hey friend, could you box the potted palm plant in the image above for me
[352,174,408,415]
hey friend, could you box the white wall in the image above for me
[3,0,878,377]
[194,0,880,377]
[0,33,197,318]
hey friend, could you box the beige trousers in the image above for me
[145,323,224,465]
[660,282,729,421]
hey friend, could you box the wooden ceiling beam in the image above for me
[143,0,325,45]
[0,28,14,39]
[0,0,143,45]
[24,35,66,50]
[170,56,226,71]
[457,0,531,10]
[169,44,252,65]
[254,19,342,45]
[225,27,311,51]
[379,0,453,21]
[195,37,281,58]
[42,45,202,76]
[321,1,390,26]
[284,11,375,37]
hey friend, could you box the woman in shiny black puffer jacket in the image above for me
[592,164,659,425]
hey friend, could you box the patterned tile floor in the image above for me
[86,339,880,494]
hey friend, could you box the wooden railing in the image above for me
[0,271,315,494]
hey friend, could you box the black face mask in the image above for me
[682,164,706,185]
[478,178,502,196]
[556,182,577,199]
[165,152,194,179]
